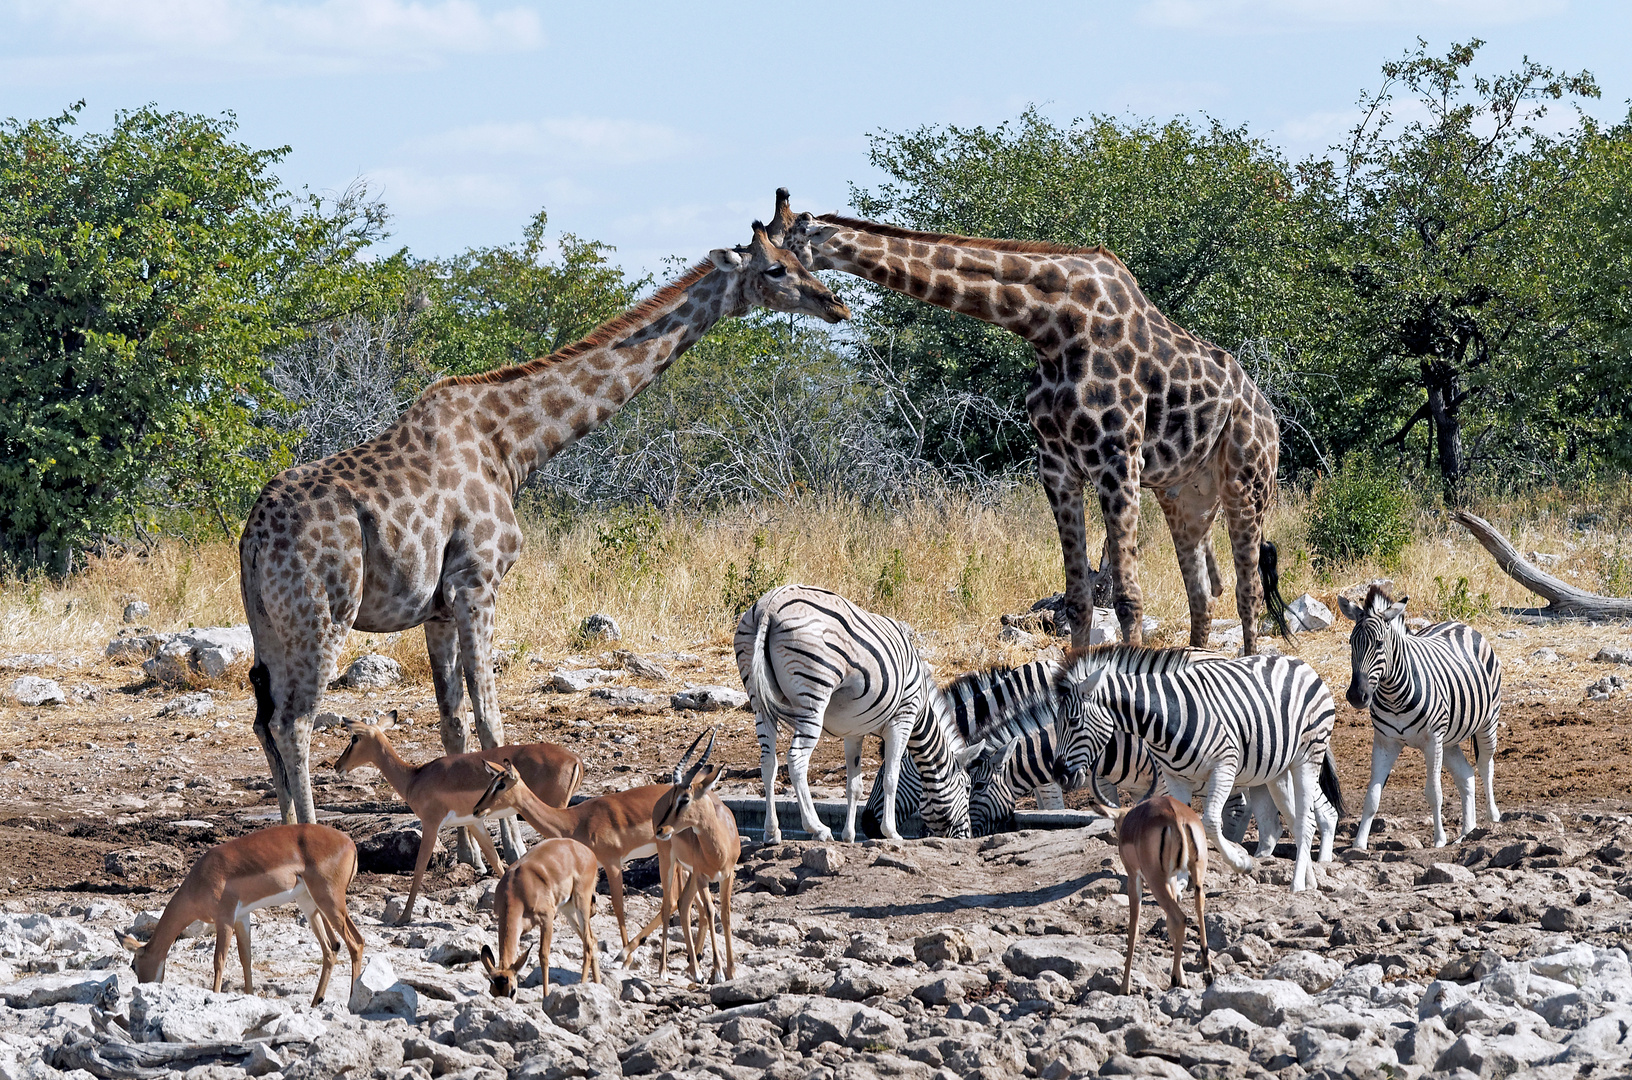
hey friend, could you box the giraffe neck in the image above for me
[812,218,1124,344]
[431,262,737,494]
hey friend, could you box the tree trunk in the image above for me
[1423,361,1465,502]
[1452,511,1632,618]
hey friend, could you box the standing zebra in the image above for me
[1337,587,1502,849]
[1054,649,1342,893]
[736,584,976,843]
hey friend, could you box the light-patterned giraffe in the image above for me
[771,191,1288,655]
[241,224,850,842]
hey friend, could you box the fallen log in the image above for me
[1451,510,1632,619]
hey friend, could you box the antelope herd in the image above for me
[120,200,1511,1007]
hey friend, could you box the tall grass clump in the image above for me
[1307,455,1415,576]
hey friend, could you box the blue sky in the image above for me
[3,0,1629,278]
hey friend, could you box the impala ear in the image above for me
[1336,595,1364,622]
[382,709,398,730]
[480,944,497,975]
[483,760,505,778]
[697,762,726,795]
[121,934,144,953]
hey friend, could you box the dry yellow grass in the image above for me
[0,485,1622,676]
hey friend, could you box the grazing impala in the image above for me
[624,731,739,983]
[474,760,673,958]
[479,837,602,997]
[121,824,365,1006]
[334,712,582,924]
[1089,782,1213,995]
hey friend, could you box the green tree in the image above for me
[1323,39,1603,499]
[847,108,1325,470]
[411,210,647,377]
[0,104,386,567]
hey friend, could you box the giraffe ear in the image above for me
[708,247,745,271]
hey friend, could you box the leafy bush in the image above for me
[721,529,788,617]
[1307,455,1414,572]
[873,548,909,604]
[1434,575,1491,623]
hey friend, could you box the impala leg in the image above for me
[1148,864,1189,990]
[1121,868,1143,996]
[538,906,554,998]
[469,821,506,878]
[1191,836,1212,983]
[211,924,232,993]
[1444,742,1478,842]
[719,866,736,982]
[604,861,635,957]
[234,920,254,995]
[1354,737,1402,851]
[399,824,440,925]
[305,911,338,1006]
[677,872,704,983]
[305,875,363,1006]
[700,882,722,984]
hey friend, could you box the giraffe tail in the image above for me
[1258,541,1294,639]
[250,661,274,734]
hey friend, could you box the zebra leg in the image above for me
[1034,782,1066,811]
[755,713,782,844]
[1247,786,1282,858]
[1287,763,1316,893]
[1474,723,1501,826]
[1198,769,1255,875]
[1443,741,1478,842]
[1354,736,1403,851]
[1423,736,1447,848]
[1315,788,1336,863]
[874,719,910,841]
[841,736,866,844]
[786,725,833,843]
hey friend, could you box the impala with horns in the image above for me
[334,711,583,924]
[480,837,601,998]
[1085,784,1213,995]
[122,824,365,1006]
[622,730,739,982]
[474,752,688,958]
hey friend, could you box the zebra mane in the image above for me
[934,659,1061,744]
[1061,643,1195,681]
[1362,583,1403,613]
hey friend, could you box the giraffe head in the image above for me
[708,221,849,323]
[764,188,843,271]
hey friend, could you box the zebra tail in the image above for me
[746,602,781,726]
[1258,541,1294,639]
[1319,747,1346,818]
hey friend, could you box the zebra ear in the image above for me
[954,740,987,770]
[1382,600,1408,622]
[1336,595,1364,622]
[1074,666,1112,700]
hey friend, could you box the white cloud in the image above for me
[5,0,543,73]
[417,117,693,167]
[1138,0,1566,32]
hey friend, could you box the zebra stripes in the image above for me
[1338,587,1502,849]
[1054,649,1340,893]
[735,584,972,843]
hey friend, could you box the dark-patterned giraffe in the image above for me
[772,191,1288,654]
[240,225,850,844]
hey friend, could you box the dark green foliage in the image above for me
[721,529,788,616]
[1433,575,1491,623]
[1307,456,1415,572]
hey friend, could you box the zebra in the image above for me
[1053,648,1343,893]
[735,584,975,843]
[960,646,1338,855]
[1337,586,1502,849]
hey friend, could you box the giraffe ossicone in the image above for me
[239,221,849,835]
[768,188,1290,656]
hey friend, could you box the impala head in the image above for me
[653,728,720,840]
[1052,667,1116,793]
[475,759,526,817]
[479,944,519,998]
[334,711,395,774]
[710,220,849,324]
[1336,586,1409,709]
[764,188,844,272]
[122,933,165,983]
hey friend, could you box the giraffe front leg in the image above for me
[1092,448,1145,646]
[425,620,485,872]
[451,575,524,862]
[1037,451,1097,650]
[1216,418,1278,656]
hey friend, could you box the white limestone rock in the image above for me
[331,654,402,689]
[1285,593,1334,632]
[139,626,253,683]
[671,684,750,712]
[347,955,417,1019]
[549,667,619,693]
[1200,974,1315,1026]
[590,685,656,706]
[577,613,621,643]
[129,983,290,1043]
[1264,950,1343,994]
[9,677,65,707]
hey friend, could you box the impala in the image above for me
[334,712,582,924]
[623,731,739,983]
[1089,786,1214,995]
[480,837,602,997]
[121,823,365,1006]
[474,760,673,957]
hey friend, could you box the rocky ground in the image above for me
[2,605,1632,1079]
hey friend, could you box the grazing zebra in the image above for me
[1053,649,1342,893]
[736,584,975,843]
[1337,586,1502,849]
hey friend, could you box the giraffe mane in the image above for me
[426,259,717,390]
[815,213,1126,265]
